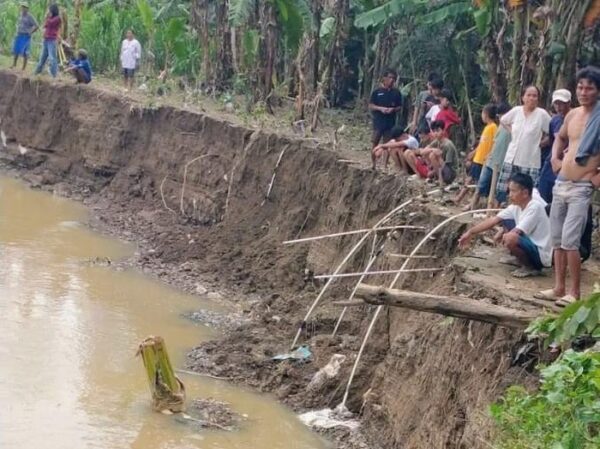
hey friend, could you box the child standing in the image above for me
[454,104,498,208]
[11,2,38,70]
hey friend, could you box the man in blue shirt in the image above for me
[66,49,92,84]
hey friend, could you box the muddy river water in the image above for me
[0,176,326,449]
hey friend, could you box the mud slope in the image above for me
[0,72,533,449]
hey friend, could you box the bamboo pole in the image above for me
[332,234,381,337]
[283,225,426,245]
[340,208,501,408]
[290,189,441,349]
[355,284,537,328]
[314,268,442,280]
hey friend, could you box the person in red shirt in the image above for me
[435,89,461,137]
[33,4,61,78]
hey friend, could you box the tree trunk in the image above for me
[508,3,528,104]
[259,0,278,102]
[215,1,234,90]
[321,0,350,106]
[191,0,211,88]
[71,0,83,49]
[355,284,539,328]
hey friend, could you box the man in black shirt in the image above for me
[369,69,403,169]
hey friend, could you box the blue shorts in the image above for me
[13,34,31,57]
[502,219,544,270]
[477,166,493,197]
[469,162,483,181]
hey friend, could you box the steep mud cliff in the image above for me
[0,72,536,448]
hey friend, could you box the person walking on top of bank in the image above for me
[369,68,403,169]
[11,2,38,71]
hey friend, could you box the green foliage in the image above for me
[527,292,600,348]
[493,291,600,448]
[491,349,600,449]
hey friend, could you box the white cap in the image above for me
[552,89,572,104]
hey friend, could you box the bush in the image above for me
[492,293,600,448]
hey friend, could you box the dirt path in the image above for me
[0,69,570,449]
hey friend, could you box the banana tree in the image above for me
[229,0,313,101]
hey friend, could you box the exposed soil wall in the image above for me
[0,72,534,449]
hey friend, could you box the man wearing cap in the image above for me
[11,2,38,70]
[537,89,572,203]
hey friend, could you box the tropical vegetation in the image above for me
[492,292,600,449]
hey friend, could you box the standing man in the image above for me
[537,89,572,203]
[369,68,403,169]
[11,2,38,70]
[536,67,600,306]
[120,29,142,91]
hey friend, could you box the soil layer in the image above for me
[0,71,542,448]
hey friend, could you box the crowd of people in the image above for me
[369,66,600,307]
[11,2,141,89]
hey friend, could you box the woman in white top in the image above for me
[120,29,142,91]
[496,85,551,203]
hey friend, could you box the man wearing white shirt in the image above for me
[459,173,551,278]
[120,30,141,91]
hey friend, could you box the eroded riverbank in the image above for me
[0,71,543,449]
[0,176,329,449]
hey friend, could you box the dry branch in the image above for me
[355,284,538,328]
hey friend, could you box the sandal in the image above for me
[511,267,542,278]
[556,295,578,307]
[534,289,562,301]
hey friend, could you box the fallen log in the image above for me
[355,283,539,328]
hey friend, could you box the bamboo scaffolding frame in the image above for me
[339,208,501,409]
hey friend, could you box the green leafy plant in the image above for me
[527,292,600,348]
[491,349,600,449]
[492,291,600,448]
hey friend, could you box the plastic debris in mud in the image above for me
[298,406,359,430]
[272,344,312,361]
[137,336,186,413]
[1,130,6,148]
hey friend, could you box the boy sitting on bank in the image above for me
[372,126,419,171]
[403,120,458,186]
[65,49,92,84]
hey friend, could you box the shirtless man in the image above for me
[536,67,600,306]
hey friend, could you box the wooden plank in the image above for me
[355,283,540,328]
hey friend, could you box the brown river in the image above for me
[0,176,327,449]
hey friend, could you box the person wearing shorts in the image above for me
[459,173,551,278]
[369,69,403,169]
[120,29,141,91]
[535,68,600,306]
[12,3,38,70]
